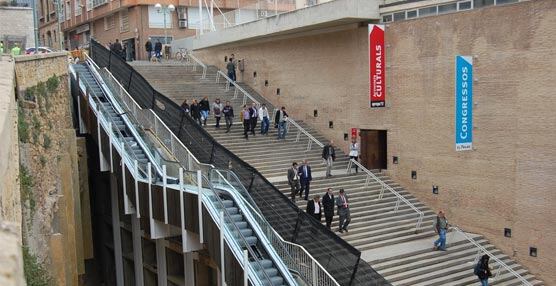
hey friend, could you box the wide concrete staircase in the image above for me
[130,60,544,286]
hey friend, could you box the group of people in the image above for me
[108,39,133,61]
[305,188,351,233]
[144,38,163,62]
[433,211,493,285]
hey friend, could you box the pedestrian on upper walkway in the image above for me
[212,98,223,128]
[259,103,270,135]
[474,254,492,286]
[287,162,300,201]
[322,188,335,229]
[112,39,123,59]
[0,41,4,54]
[306,195,322,222]
[336,189,351,233]
[11,43,21,56]
[349,137,360,173]
[190,100,202,125]
[433,210,449,251]
[275,106,288,140]
[199,96,210,126]
[249,102,258,136]
[154,40,162,62]
[230,53,237,81]
[145,38,153,61]
[222,101,234,133]
[241,105,251,140]
[298,159,312,200]
[322,140,336,178]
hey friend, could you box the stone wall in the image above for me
[15,52,89,285]
[194,0,556,283]
[0,7,35,50]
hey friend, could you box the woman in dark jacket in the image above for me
[190,100,202,125]
[199,96,210,126]
[181,99,190,114]
[475,254,492,286]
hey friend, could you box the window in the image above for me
[458,1,472,10]
[418,6,437,17]
[149,36,173,45]
[186,7,210,29]
[65,1,71,20]
[120,9,129,32]
[438,3,457,14]
[149,5,173,28]
[86,0,92,11]
[104,15,115,30]
[74,0,81,16]
[473,0,494,8]
[92,0,107,8]
[393,11,405,21]
[382,14,392,23]
[407,10,417,19]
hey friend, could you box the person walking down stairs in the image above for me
[199,96,210,126]
[249,102,258,136]
[349,138,360,173]
[222,101,234,133]
[298,160,312,200]
[287,162,300,201]
[180,99,190,114]
[336,189,351,233]
[433,210,449,251]
[474,254,492,286]
[275,106,288,140]
[322,141,336,178]
[241,105,251,140]
[226,58,236,86]
[306,195,322,222]
[322,188,335,229]
[259,103,270,135]
[190,100,202,125]
[212,98,223,128]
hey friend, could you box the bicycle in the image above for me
[174,47,189,61]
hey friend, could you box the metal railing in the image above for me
[285,117,324,151]
[185,53,207,79]
[346,159,424,230]
[449,226,533,286]
[209,169,339,286]
[215,70,260,106]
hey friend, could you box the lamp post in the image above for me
[155,3,175,45]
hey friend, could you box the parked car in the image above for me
[25,47,55,55]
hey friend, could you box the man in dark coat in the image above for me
[145,38,153,60]
[306,195,322,222]
[321,188,335,229]
[322,140,336,178]
[287,162,300,201]
[298,159,312,200]
[154,40,162,61]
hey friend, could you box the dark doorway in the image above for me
[360,129,387,170]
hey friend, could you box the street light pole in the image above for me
[155,3,175,49]
[32,0,39,52]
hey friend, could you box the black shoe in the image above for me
[225,130,230,133]
[343,228,348,233]
[338,229,344,233]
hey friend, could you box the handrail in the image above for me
[286,117,324,150]
[186,53,207,79]
[215,70,260,106]
[191,171,281,286]
[346,158,424,230]
[212,170,339,286]
[449,226,533,286]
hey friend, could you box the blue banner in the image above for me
[455,56,473,151]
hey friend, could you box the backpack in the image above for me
[474,262,481,276]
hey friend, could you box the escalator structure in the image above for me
[71,59,301,286]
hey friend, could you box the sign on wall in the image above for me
[369,24,385,108]
[455,56,473,151]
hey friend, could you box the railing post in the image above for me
[312,260,317,286]
[134,160,140,218]
[243,249,249,286]
[364,175,370,187]
[234,88,238,99]
[378,184,385,200]
[394,197,401,212]
[295,130,301,142]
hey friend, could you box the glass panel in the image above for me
[458,1,472,10]
[393,11,406,21]
[418,6,437,17]
[438,3,457,14]
[407,10,418,19]
[382,14,392,23]
[473,0,494,8]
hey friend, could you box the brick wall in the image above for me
[194,0,556,283]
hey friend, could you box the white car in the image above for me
[25,47,55,55]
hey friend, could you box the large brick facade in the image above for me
[194,0,556,283]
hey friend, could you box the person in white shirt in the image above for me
[306,195,322,222]
[258,103,270,135]
[348,138,360,173]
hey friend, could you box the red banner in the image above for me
[351,128,358,138]
[369,24,385,108]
